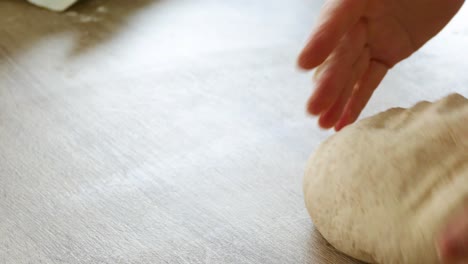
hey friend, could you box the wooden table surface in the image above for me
[1,1,468,263]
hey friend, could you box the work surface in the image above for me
[1,1,468,263]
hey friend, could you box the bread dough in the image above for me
[304,94,468,264]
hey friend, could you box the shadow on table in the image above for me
[306,227,364,264]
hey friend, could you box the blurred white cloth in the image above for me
[28,0,78,11]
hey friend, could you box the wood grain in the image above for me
[0,0,467,263]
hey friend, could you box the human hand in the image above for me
[298,0,464,131]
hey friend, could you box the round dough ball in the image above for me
[304,94,468,264]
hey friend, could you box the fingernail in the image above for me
[297,54,308,69]
[335,114,350,131]
[307,103,319,116]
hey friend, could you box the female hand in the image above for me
[298,0,464,130]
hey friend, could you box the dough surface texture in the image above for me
[304,94,468,264]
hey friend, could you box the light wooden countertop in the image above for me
[1,0,467,263]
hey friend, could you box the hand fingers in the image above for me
[438,206,468,264]
[335,60,388,130]
[298,0,367,70]
[307,20,367,116]
[319,47,371,129]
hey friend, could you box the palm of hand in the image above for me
[299,0,463,131]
